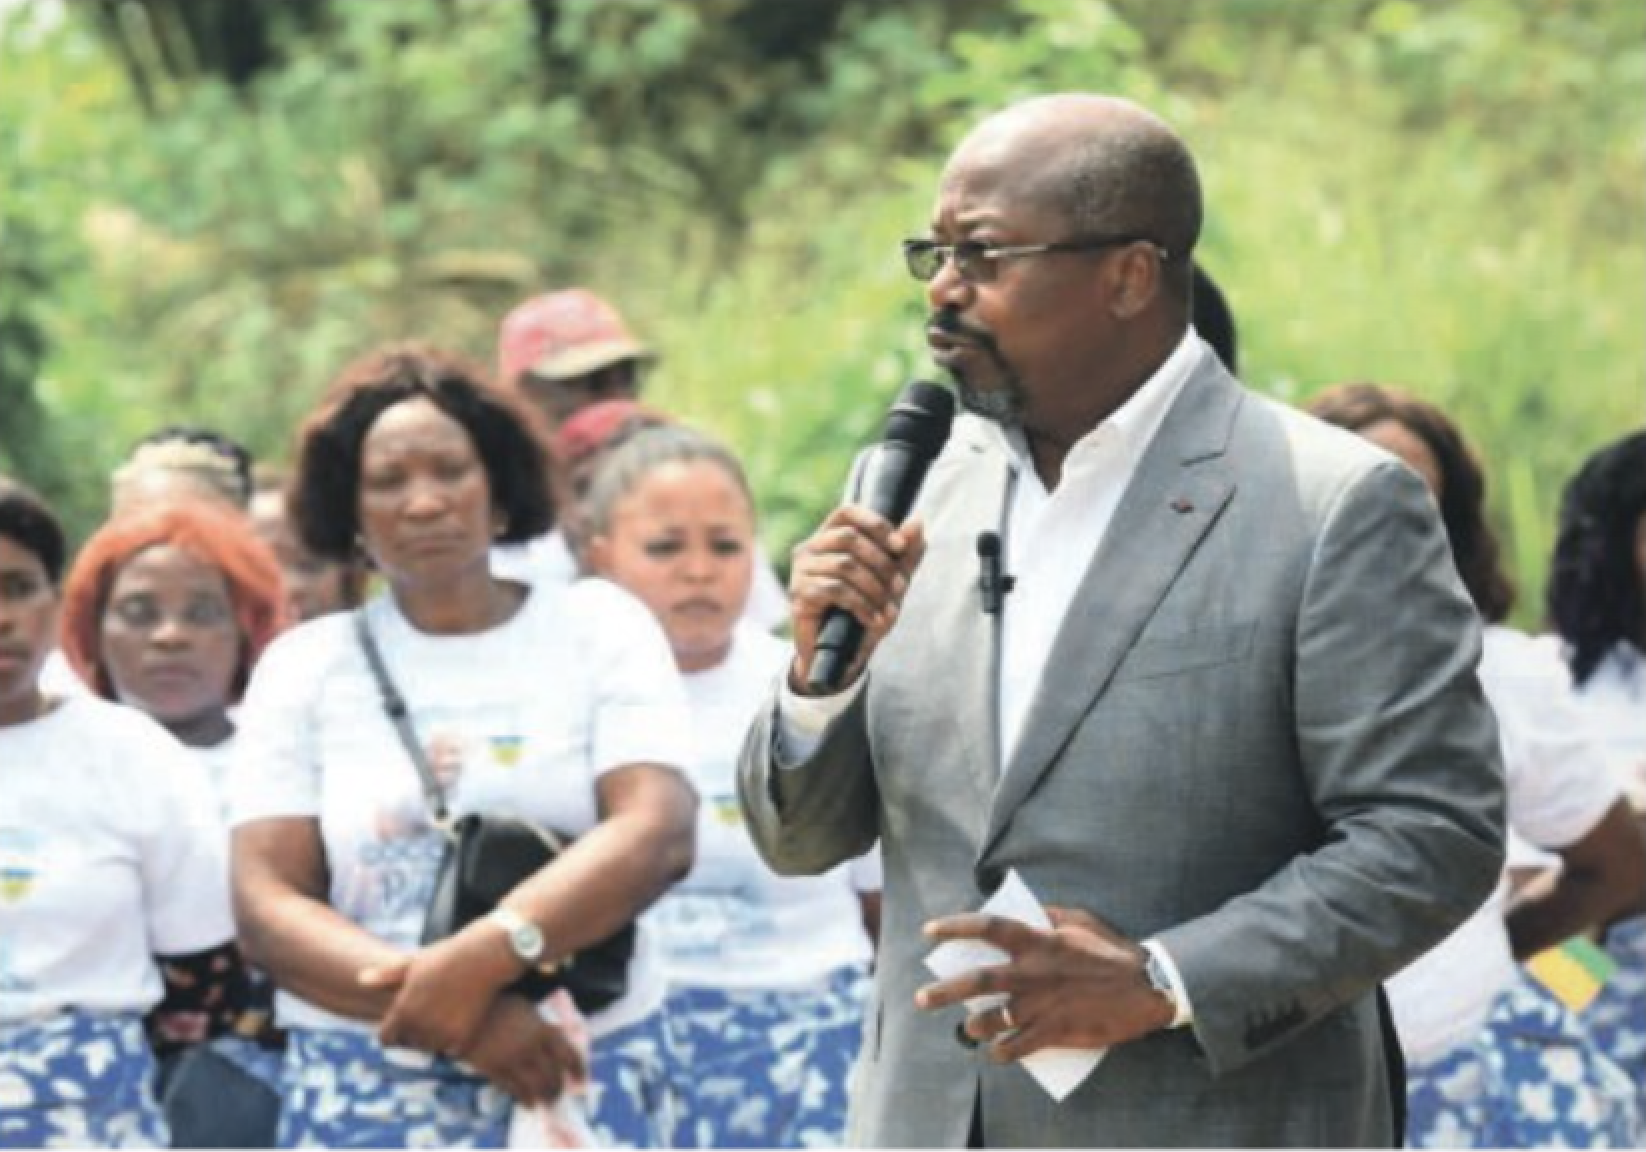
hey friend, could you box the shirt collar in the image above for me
[986,326,1209,476]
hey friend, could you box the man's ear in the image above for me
[1109,244,1163,320]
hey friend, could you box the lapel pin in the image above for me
[1170,497,1195,513]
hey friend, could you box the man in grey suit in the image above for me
[737,93,1505,1146]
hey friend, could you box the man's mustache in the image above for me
[928,310,998,356]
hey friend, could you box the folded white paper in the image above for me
[923,869,1106,1102]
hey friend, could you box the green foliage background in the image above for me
[2,0,1642,626]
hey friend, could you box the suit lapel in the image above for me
[924,418,1017,804]
[979,367,1244,856]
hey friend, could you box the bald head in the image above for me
[947,95,1202,299]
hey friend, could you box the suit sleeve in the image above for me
[1156,460,1506,1075]
[736,685,882,876]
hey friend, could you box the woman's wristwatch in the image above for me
[488,907,558,974]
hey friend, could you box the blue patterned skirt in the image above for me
[276,1011,675,1148]
[1590,916,1646,1121]
[1406,972,1639,1147]
[662,963,869,1148]
[0,1010,168,1149]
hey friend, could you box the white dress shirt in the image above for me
[988,331,1203,766]
[779,329,1206,752]
[777,328,1210,1026]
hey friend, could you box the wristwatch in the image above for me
[1142,949,1183,1025]
[488,907,556,973]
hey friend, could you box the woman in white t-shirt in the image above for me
[60,499,286,828]
[58,498,290,1143]
[1309,385,1643,1147]
[230,344,697,1149]
[0,478,234,1148]
[492,398,792,632]
[1548,429,1646,1121]
[582,425,878,1148]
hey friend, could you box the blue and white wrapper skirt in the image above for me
[1590,916,1646,1123]
[662,963,869,1149]
[0,1010,168,1149]
[1405,973,1638,1148]
[276,1012,675,1149]
[584,1011,677,1149]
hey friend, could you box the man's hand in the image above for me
[914,906,1174,1062]
[787,505,926,692]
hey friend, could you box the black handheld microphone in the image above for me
[806,381,956,693]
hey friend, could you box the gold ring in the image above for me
[1001,1004,1016,1031]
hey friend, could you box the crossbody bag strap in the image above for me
[353,608,450,825]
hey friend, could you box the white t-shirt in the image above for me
[493,530,792,634]
[645,623,876,991]
[231,578,693,1038]
[1566,641,1646,812]
[490,530,580,588]
[0,695,232,1020]
[191,729,239,827]
[37,649,88,698]
[1389,624,1623,1064]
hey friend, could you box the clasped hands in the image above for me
[915,906,1175,1062]
[358,931,584,1104]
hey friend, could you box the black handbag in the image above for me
[354,610,634,1013]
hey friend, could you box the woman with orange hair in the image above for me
[60,497,290,1146]
[62,497,286,812]
[1,478,233,1148]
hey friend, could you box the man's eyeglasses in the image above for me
[902,236,1169,284]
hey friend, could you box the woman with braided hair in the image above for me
[1310,386,1642,1146]
[1548,429,1646,1120]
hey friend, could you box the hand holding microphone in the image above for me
[790,382,955,694]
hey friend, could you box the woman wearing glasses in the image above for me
[59,498,291,1145]
[0,479,235,1148]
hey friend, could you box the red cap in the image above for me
[550,399,671,468]
[497,289,655,385]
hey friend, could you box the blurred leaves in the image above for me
[1,0,1641,623]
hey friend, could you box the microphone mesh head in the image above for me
[884,381,956,456]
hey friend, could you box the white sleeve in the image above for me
[133,725,235,954]
[576,580,694,776]
[742,541,791,634]
[848,845,883,892]
[775,673,866,765]
[1487,632,1622,849]
[230,627,327,824]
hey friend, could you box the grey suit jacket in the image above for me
[738,357,1505,1147]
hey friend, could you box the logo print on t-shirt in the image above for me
[489,735,525,768]
[0,827,42,903]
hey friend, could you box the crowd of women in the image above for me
[0,286,1642,1149]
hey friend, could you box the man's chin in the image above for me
[951,372,1023,428]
